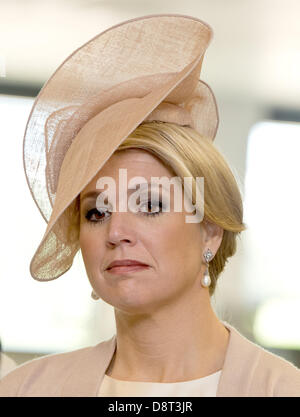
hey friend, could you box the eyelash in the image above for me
[84,200,164,225]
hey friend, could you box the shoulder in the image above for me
[254,343,300,396]
[0,344,96,397]
[223,321,300,396]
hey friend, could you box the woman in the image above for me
[79,122,234,395]
[1,14,300,397]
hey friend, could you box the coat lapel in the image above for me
[216,321,259,396]
[61,334,117,396]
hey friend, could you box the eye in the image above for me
[85,208,110,224]
[139,200,164,216]
[83,199,164,224]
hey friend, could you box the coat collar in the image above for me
[216,321,259,396]
[61,321,258,396]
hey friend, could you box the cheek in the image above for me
[151,216,203,277]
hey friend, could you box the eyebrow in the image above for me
[80,182,168,204]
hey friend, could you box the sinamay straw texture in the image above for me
[23,14,219,281]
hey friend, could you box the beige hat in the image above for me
[23,14,219,281]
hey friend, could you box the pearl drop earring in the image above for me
[201,248,213,288]
[91,290,100,300]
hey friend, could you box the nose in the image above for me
[105,211,137,248]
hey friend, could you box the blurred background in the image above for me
[0,0,299,369]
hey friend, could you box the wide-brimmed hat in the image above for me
[23,14,219,281]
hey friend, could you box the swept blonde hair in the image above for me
[115,121,247,296]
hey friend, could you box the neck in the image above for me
[106,291,230,383]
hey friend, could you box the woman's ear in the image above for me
[201,220,224,255]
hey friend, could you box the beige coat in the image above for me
[0,321,299,397]
[0,354,18,379]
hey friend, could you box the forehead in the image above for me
[82,149,174,192]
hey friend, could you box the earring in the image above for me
[201,248,213,288]
[91,290,100,300]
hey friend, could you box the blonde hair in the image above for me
[115,121,247,296]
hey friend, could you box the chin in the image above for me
[111,297,164,316]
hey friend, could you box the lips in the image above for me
[106,259,149,270]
